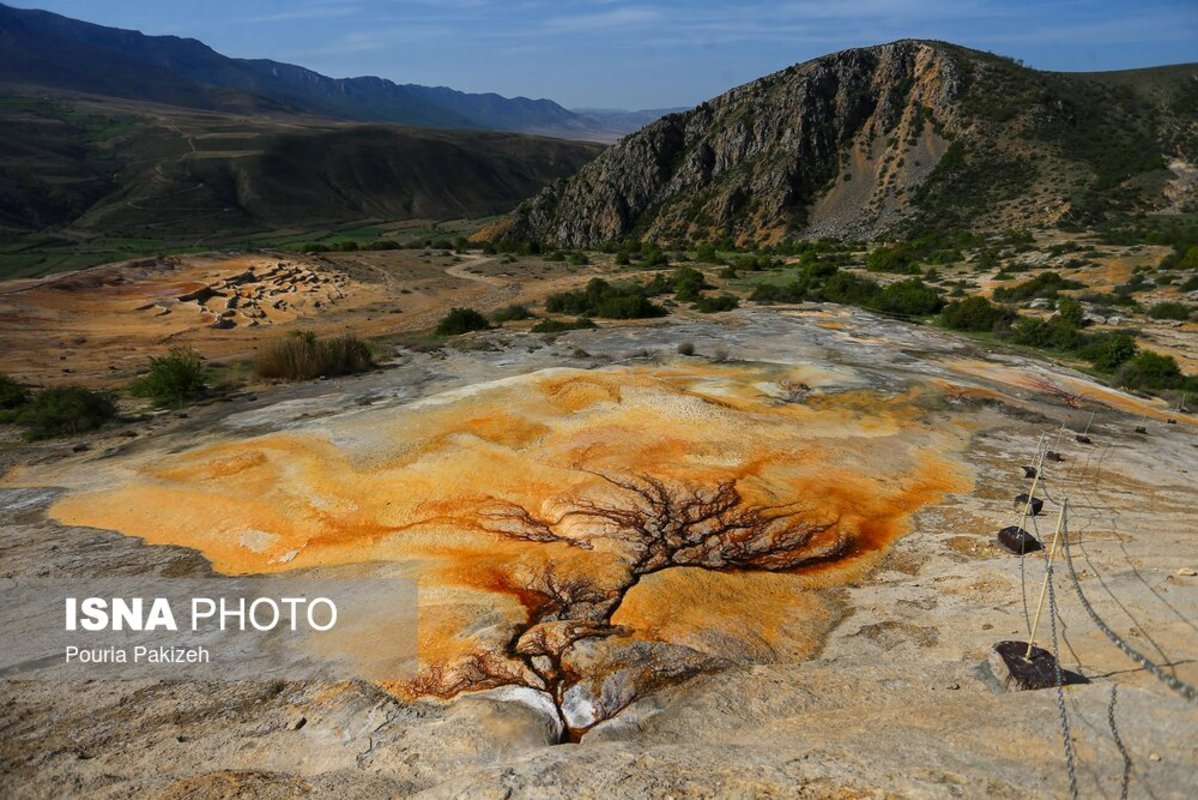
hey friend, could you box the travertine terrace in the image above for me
[3,305,1195,797]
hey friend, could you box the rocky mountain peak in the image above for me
[491,41,1195,247]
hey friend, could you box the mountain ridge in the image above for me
[490,40,1198,247]
[0,2,645,140]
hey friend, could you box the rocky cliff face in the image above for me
[494,41,1197,246]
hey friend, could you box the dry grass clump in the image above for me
[256,330,374,381]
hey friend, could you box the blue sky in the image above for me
[9,1,1197,109]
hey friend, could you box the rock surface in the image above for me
[2,306,1197,798]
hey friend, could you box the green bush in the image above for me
[940,296,1015,332]
[131,347,208,407]
[435,307,491,336]
[1010,318,1086,351]
[866,244,920,274]
[1057,296,1085,327]
[1147,301,1192,320]
[673,266,711,302]
[1079,333,1138,371]
[13,386,118,439]
[694,294,740,313]
[694,243,722,264]
[594,293,665,319]
[490,304,533,323]
[530,317,597,334]
[874,279,944,316]
[256,331,375,381]
[992,271,1083,302]
[1159,244,1198,270]
[0,373,30,412]
[1115,351,1183,391]
[545,278,666,319]
[750,281,809,303]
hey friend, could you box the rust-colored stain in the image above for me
[27,364,970,717]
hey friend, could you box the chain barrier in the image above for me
[1059,510,1198,703]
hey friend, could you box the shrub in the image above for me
[1115,351,1183,391]
[1057,296,1085,327]
[435,307,491,336]
[992,271,1083,302]
[1147,301,1192,320]
[545,278,666,319]
[1011,318,1085,351]
[677,341,696,356]
[131,347,208,407]
[874,279,944,316]
[530,317,596,334]
[1079,333,1137,371]
[643,248,670,267]
[1181,275,1198,292]
[940,296,1015,331]
[594,293,665,319]
[673,266,711,302]
[1159,244,1198,270]
[490,304,533,323]
[0,373,30,412]
[256,331,375,381]
[866,244,920,274]
[13,386,118,439]
[694,294,740,313]
[750,281,809,303]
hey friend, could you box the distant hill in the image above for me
[0,2,662,141]
[0,94,602,242]
[493,41,1198,247]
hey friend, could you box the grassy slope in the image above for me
[0,92,602,278]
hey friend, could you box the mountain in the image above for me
[490,41,1198,247]
[0,94,602,243]
[0,2,647,141]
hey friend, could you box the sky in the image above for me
[8,1,1197,109]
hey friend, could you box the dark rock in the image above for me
[996,526,1041,554]
[1013,494,1043,516]
[987,640,1088,691]
[1011,493,1039,519]
[1046,451,1063,462]
[71,443,90,453]
[1021,465,1037,479]
[1075,435,1092,444]
[1134,426,1147,434]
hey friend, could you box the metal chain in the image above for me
[1047,557,1080,800]
[1107,685,1131,800]
[1061,513,1198,703]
